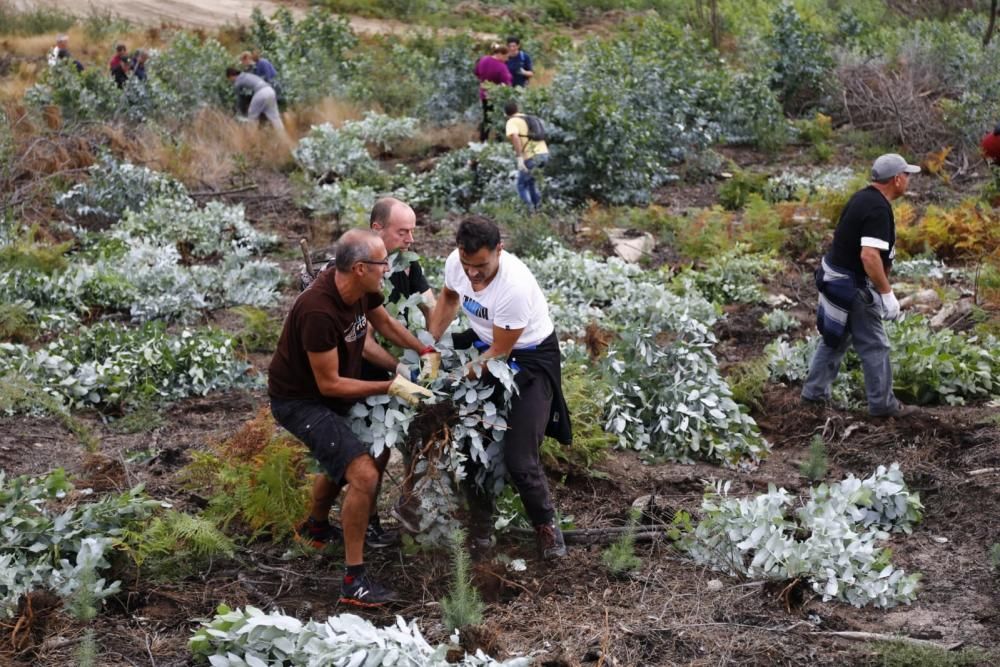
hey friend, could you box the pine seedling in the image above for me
[67,565,100,667]
[989,543,1000,571]
[440,528,485,632]
[800,435,829,482]
[602,509,642,577]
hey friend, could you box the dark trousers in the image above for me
[467,371,556,527]
[479,98,493,142]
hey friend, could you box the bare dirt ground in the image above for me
[11,0,497,38]
[2,169,999,666]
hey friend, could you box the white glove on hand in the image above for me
[388,375,433,406]
[518,68,529,76]
[395,361,417,382]
[418,349,441,382]
[879,290,900,321]
[516,157,528,172]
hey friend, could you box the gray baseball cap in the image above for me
[871,153,921,180]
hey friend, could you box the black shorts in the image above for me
[270,397,369,485]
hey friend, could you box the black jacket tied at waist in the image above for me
[451,328,573,445]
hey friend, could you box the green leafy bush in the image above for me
[603,328,767,466]
[760,308,798,333]
[24,61,123,124]
[57,156,188,227]
[248,7,357,107]
[719,170,769,211]
[769,316,1000,406]
[0,469,160,618]
[0,322,254,412]
[189,604,530,666]
[394,141,519,213]
[680,465,922,608]
[677,245,780,305]
[767,1,834,113]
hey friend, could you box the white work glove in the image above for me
[388,375,433,406]
[518,68,529,76]
[878,290,901,321]
[516,157,528,172]
[395,361,418,382]
[418,347,441,382]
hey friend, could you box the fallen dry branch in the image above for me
[834,59,957,152]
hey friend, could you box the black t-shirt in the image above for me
[387,260,430,304]
[268,269,384,414]
[827,186,895,281]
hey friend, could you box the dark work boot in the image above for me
[535,519,567,560]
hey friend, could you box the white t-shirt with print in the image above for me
[444,249,554,349]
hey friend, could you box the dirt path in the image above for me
[12,0,496,38]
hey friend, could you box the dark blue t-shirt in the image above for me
[507,51,533,87]
[253,58,278,83]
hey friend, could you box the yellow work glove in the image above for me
[418,346,441,382]
[388,374,434,406]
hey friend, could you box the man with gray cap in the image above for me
[801,153,920,417]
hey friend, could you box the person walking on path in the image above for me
[269,228,437,607]
[505,37,534,88]
[801,153,921,418]
[474,44,512,142]
[504,101,550,211]
[226,67,285,134]
[427,216,572,560]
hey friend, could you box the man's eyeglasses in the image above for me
[358,259,389,267]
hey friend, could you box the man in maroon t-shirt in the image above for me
[474,44,512,141]
[109,44,130,89]
[981,124,1000,164]
[269,228,438,606]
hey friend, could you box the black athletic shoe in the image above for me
[365,516,400,549]
[339,573,397,608]
[294,517,343,549]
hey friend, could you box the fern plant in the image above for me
[440,528,485,632]
[122,510,235,580]
[186,438,311,542]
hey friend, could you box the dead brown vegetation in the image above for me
[833,59,956,153]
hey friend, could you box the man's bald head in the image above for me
[334,228,383,272]
[370,197,416,253]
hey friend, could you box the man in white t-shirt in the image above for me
[427,215,572,560]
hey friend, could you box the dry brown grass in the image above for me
[136,108,294,187]
[284,96,366,137]
[0,61,42,102]
[393,121,478,160]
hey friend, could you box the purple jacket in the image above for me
[474,56,512,100]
